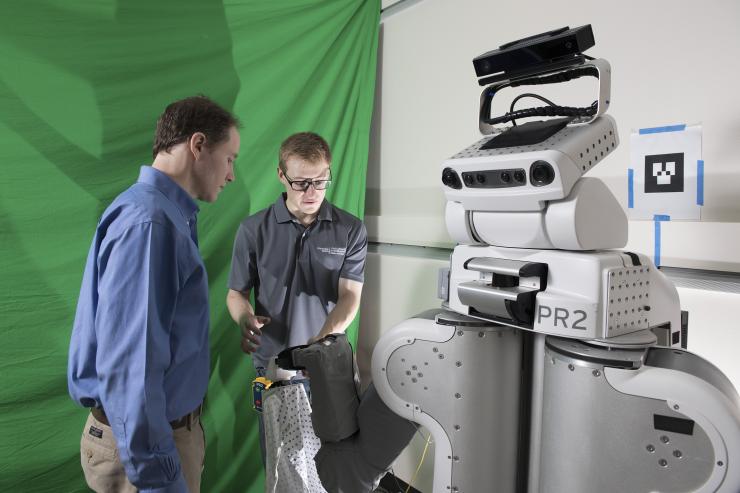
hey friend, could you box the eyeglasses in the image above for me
[283,169,332,191]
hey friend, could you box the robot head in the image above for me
[441,26,626,251]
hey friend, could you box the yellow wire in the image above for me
[405,432,432,493]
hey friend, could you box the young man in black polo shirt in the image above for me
[226,131,367,462]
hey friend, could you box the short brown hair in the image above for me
[152,95,240,158]
[278,132,332,171]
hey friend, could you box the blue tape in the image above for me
[653,215,671,267]
[697,160,704,205]
[639,124,686,135]
[654,221,660,267]
[627,168,634,208]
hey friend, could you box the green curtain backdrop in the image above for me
[0,1,379,491]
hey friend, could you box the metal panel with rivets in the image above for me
[372,310,523,493]
[535,337,736,492]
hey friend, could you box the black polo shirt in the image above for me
[228,193,367,368]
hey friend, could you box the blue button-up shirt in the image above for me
[68,166,210,492]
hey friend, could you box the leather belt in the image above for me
[91,404,202,430]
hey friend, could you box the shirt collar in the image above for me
[274,193,333,224]
[137,166,199,220]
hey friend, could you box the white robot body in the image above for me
[444,115,627,250]
[371,312,740,493]
[445,176,628,250]
[442,114,618,212]
[447,244,681,345]
[371,312,523,493]
[369,26,740,492]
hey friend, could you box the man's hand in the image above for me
[307,332,333,345]
[238,314,270,354]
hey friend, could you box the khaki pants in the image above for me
[80,412,205,493]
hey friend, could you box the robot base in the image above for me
[371,310,740,493]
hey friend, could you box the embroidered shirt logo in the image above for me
[317,247,346,256]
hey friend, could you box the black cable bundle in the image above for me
[485,100,598,126]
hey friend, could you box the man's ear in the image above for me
[189,132,207,159]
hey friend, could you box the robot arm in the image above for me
[277,335,417,493]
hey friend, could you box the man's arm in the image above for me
[312,278,363,341]
[310,219,368,343]
[95,222,187,492]
[226,288,270,354]
[227,223,270,354]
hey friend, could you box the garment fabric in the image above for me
[228,193,368,369]
[255,367,311,467]
[80,412,205,493]
[287,334,417,491]
[68,166,210,491]
[290,334,360,442]
[263,384,327,493]
[315,383,417,492]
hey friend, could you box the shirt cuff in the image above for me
[139,472,189,493]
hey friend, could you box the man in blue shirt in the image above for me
[68,95,240,493]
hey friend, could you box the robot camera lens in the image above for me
[500,171,511,183]
[529,161,555,187]
[476,173,486,184]
[513,170,526,183]
[442,167,463,189]
[463,173,475,187]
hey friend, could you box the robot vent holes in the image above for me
[578,132,617,172]
[606,267,651,334]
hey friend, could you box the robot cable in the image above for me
[404,432,433,493]
[508,93,557,126]
[487,99,598,126]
